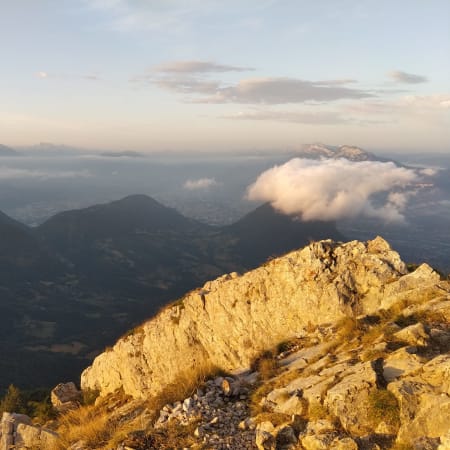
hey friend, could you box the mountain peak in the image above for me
[37,194,205,243]
[297,143,380,162]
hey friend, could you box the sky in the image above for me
[1,0,449,153]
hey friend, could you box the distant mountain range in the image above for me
[0,144,19,156]
[295,143,393,162]
[0,194,344,391]
[0,142,395,163]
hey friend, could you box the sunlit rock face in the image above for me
[81,237,441,400]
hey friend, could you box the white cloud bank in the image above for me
[247,159,420,223]
[183,177,218,190]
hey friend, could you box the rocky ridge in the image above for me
[81,237,440,399]
[1,237,449,449]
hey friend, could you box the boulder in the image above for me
[324,361,378,435]
[255,421,276,450]
[383,347,423,382]
[0,412,59,450]
[51,382,81,411]
[394,323,430,347]
[388,377,450,442]
[301,433,335,450]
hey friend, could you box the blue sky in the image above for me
[1,0,449,152]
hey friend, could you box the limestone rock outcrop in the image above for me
[0,412,58,450]
[81,237,443,400]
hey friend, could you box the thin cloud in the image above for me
[153,78,220,94]
[0,166,91,180]
[222,109,348,125]
[247,158,421,223]
[156,77,373,105]
[315,79,358,85]
[183,177,218,190]
[153,60,254,74]
[388,70,428,84]
[35,71,101,81]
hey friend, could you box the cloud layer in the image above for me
[247,158,420,222]
[222,109,348,124]
[153,60,254,74]
[183,177,218,190]
[0,166,91,180]
[160,76,373,104]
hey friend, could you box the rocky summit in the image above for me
[1,237,449,449]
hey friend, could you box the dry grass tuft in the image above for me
[307,401,330,421]
[56,404,112,449]
[367,388,400,430]
[144,420,200,449]
[251,350,279,381]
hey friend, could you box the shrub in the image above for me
[0,384,26,415]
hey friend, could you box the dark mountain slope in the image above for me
[0,210,61,282]
[0,195,347,391]
[35,194,217,296]
[224,202,345,267]
[37,194,206,244]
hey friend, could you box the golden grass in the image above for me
[56,404,112,449]
[53,359,224,449]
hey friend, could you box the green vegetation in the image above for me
[0,384,56,423]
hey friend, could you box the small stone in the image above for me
[221,379,232,396]
[183,397,194,412]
